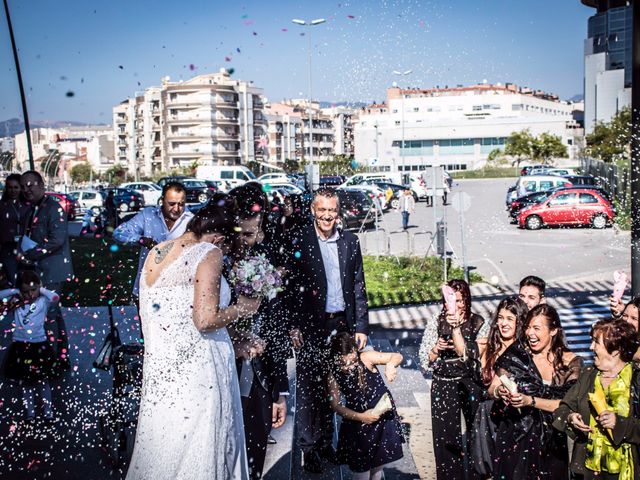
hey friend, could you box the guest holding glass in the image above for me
[554,319,640,480]
[487,304,583,479]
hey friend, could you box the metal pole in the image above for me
[3,0,34,171]
[307,26,313,168]
[401,92,405,180]
[633,0,640,296]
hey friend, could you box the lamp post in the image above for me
[393,70,412,183]
[632,0,640,295]
[292,18,326,170]
[3,0,34,170]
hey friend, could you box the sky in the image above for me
[0,0,593,125]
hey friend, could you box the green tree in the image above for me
[283,159,300,173]
[70,163,94,184]
[104,164,127,185]
[531,133,568,163]
[504,130,534,167]
[584,107,631,164]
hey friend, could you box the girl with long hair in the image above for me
[471,297,528,477]
[487,304,583,479]
[419,279,485,480]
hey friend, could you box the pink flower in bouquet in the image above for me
[230,254,283,301]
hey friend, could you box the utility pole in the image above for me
[3,0,34,170]
[632,0,640,295]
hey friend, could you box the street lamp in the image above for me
[393,69,412,183]
[292,18,326,171]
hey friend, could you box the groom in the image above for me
[227,183,290,480]
[288,188,369,474]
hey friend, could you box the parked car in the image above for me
[372,182,418,209]
[120,182,162,206]
[204,180,231,193]
[506,175,572,205]
[67,190,103,214]
[518,188,614,230]
[339,184,389,210]
[508,190,551,220]
[336,189,376,229]
[257,172,292,186]
[47,192,78,220]
[547,168,577,177]
[100,188,144,213]
[563,174,597,187]
[157,177,213,204]
[274,183,304,195]
[319,175,345,189]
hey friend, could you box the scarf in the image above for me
[586,363,634,480]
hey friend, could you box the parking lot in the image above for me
[357,177,630,286]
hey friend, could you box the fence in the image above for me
[580,157,630,209]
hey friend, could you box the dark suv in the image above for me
[101,188,144,212]
[336,190,375,229]
[157,176,213,204]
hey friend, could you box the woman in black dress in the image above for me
[328,332,404,479]
[419,279,485,480]
[487,304,583,479]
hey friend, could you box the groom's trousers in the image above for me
[242,374,272,480]
[296,314,348,454]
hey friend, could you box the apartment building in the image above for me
[355,83,583,172]
[113,69,266,176]
[14,126,114,173]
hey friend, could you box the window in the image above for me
[220,170,234,179]
[85,193,96,200]
[395,121,401,126]
[512,104,523,111]
[579,193,599,204]
[236,171,248,179]
[549,193,575,206]
[413,107,419,112]
[539,181,554,191]
[472,105,482,111]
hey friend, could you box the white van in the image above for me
[508,175,572,204]
[196,165,256,189]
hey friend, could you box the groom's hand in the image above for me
[272,396,287,429]
[355,333,368,351]
[289,328,303,349]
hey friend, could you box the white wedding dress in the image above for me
[127,242,248,480]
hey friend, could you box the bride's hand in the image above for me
[237,295,261,318]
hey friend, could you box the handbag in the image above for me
[93,303,122,371]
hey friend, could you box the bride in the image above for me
[126,199,260,480]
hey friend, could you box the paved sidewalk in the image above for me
[0,275,618,479]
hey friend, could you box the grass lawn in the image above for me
[62,236,138,307]
[62,237,483,309]
[364,255,482,308]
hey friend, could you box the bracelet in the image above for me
[493,388,501,400]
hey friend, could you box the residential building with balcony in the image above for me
[355,83,582,172]
[113,69,266,176]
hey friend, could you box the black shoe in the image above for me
[317,445,339,465]
[303,451,323,474]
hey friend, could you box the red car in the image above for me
[47,192,78,220]
[518,188,614,230]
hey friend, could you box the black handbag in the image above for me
[93,303,121,371]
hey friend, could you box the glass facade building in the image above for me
[587,2,632,87]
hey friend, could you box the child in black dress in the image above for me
[328,332,405,480]
[1,270,60,420]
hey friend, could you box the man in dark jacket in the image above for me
[18,171,74,364]
[288,188,369,473]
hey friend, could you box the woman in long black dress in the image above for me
[419,279,485,480]
[487,304,583,479]
[328,332,404,480]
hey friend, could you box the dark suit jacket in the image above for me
[288,224,369,336]
[228,245,289,402]
[22,195,73,285]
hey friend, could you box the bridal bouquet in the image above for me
[229,253,283,301]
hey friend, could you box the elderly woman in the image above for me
[554,319,640,480]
